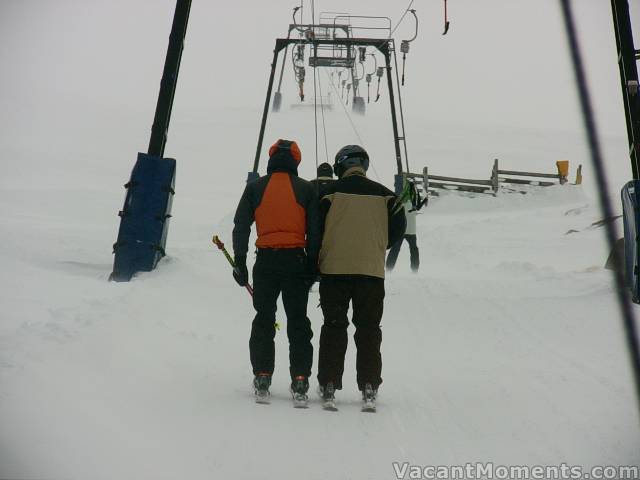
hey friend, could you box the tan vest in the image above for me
[319,190,393,278]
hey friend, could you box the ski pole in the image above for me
[212,235,279,330]
[212,235,254,296]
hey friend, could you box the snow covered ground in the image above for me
[2,165,639,479]
[2,1,640,479]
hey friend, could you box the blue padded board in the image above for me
[111,153,176,281]
[622,180,640,301]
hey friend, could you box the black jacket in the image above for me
[310,176,336,199]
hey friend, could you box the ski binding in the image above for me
[292,392,309,408]
[255,389,270,404]
[322,398,338,411]
[361,399,376,413]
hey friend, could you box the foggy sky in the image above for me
[1,0,638,186]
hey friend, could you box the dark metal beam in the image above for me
[611,0,640,178]
[252,47,281,177]
[148,0,192,158]
[384,50,403,176]
[274,37,391,55]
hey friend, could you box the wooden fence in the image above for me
[404,160,582,197]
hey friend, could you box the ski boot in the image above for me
[318,382,337,411]
[361,383,377,412]
[290,375,309,408]
[253,373,272,404]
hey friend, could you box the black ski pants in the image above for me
[250,248,313,379]
[317,276,385,391]
[386,234,420,272]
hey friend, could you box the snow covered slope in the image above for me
[1,176,639,479]
[1,1,639,478]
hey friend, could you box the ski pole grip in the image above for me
[212,235,225,250]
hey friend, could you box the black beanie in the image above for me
[317,162,334,178]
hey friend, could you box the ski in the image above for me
[361,384,377,412]
[255,390,270,404]
[318,383,338,411]
[290,375,310,408]
[253,373,272,405]
[361,399,376,413]
[292,392,309,408]
[322,399,338,411]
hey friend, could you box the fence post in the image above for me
[556,160,570,185]
[575,164,583,185]
[423,166,429,195]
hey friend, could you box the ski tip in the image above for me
[292,396,309,409]
[361,404,377,413]
[255,392,271,404]
[322,402,338,412]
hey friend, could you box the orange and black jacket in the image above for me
[233,151,321,263]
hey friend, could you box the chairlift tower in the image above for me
[251,15,414,195]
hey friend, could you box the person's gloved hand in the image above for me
[233,255,249,287]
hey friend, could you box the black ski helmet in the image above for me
[333,145,369,178]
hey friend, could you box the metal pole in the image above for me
[384,47,404,178]
[252,45,282,177]
[561,0,640,420]
[275,29,293,96]
[275,44,290,94]
[392,45,411,173]
[148,0,192,158]
[611,0,640,179]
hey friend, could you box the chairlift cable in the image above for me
[317,70,330,165]
[390,0,416,37]
[322,70,381,181]
[312,0,319,175]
